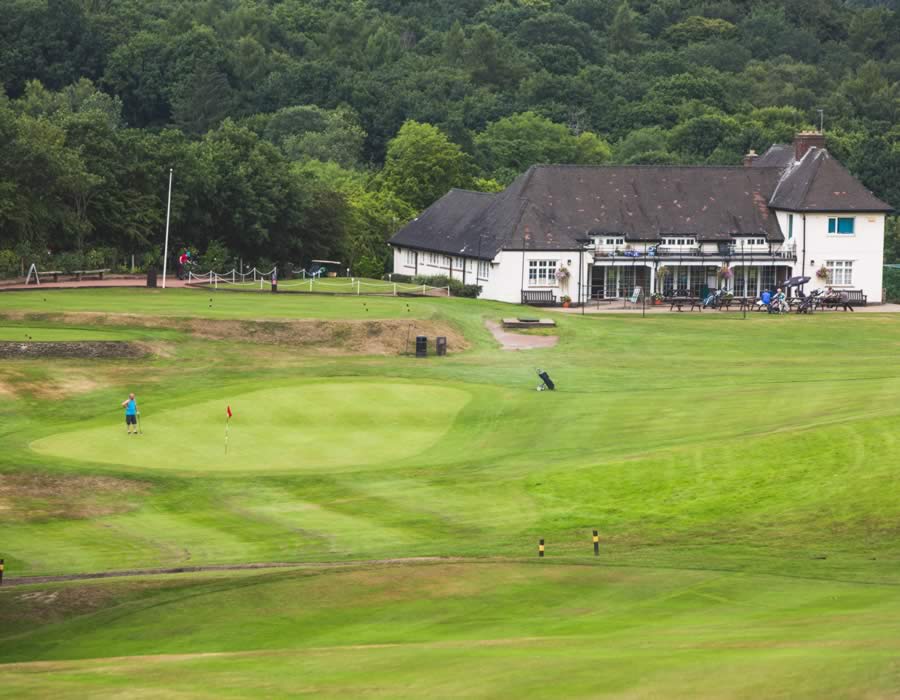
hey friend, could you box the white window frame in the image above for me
[828,217,855,236]
[825,260,853,286]
[477,260,490,280]
[404,249,416,267]
[528,259,558,287]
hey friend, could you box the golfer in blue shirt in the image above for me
[122,393,139,435]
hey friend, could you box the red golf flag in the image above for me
[226,405,232,419]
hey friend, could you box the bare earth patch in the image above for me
[0,312,467,355]
[0,473,150,523]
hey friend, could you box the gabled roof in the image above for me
[752,144,794,168]
[767,147,892,213]
[389,189,500,260]
[390,165,784,257]
[389,147,891,258]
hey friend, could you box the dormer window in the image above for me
[662,237,696,247]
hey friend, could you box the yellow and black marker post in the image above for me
[593,530,599,556]
[0,558,4,586]
[538,539,545,558]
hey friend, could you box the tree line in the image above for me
[1,0,898,276]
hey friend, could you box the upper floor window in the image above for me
[828,217,854,235]
[603,237,625,246]
[663,237,696,246]
[788,214,793,240]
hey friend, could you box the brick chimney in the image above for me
[794,131,825,161]
[743,149,758,167]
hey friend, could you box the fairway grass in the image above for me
[2,288,900,696]
[2,563,899,698]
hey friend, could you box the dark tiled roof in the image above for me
[389,151,890,258]
[752,144,794,168]
[391,165,784,256]
[768,148,892,212]
[389,189,501,260]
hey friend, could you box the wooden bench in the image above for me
[844,290,867,306]
[521,290,557,306]
[72,268,110,281]
[40,270,63,283]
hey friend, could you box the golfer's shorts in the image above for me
[126,414,137,425]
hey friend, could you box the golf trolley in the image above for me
[535,368,555,391]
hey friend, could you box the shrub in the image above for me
[199,240,232,271]
[0,249,19,278]
[413,274,481,298]
[54,252,84,273]
[389,273,413,283]
[354,255,384,280]
[885,267,900,303]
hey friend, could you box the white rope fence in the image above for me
[186,267,450,296]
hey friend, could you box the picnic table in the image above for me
[721,296,754,312]
[668,296,702,312]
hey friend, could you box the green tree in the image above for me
[609,1,642,53]
[382,121,472,211]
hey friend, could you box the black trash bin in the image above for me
[415,336,427,357]
[146,268,157,288]
[436,336,447,356]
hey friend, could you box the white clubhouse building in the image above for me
[390,133,890,304]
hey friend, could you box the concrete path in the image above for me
[0,276,191,291]
[485,320,558,350]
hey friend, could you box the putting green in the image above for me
[31,381,471,473]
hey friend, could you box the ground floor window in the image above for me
[478,261,490,280]
[760,266,776,292]
[528,259,557,286]
[826,260,853,285]
[405,249,415,266]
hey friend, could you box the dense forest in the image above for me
[1,0,898,277]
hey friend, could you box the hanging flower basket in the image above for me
[555,266,570,282]
[717,264,733,281]
[815,265,829,281]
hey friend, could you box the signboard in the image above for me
[629,286,642,304]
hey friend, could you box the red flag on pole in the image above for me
[227,405,232,419]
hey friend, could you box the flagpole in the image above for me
[162,168,173,289]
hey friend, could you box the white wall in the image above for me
[479,249,591,304]
[391,247,481,284]
[775,211,885,301]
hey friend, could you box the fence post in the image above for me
[309,278,313,292]
[538,539,545,557]
[232,269,235,283]
[593,530,599,556]
[0,558,4,586]
[357,280,361,295]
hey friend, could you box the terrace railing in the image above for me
[592,244,797,261]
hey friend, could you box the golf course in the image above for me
[1,287,899,698]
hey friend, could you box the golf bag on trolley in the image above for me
[536,368,555,391]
